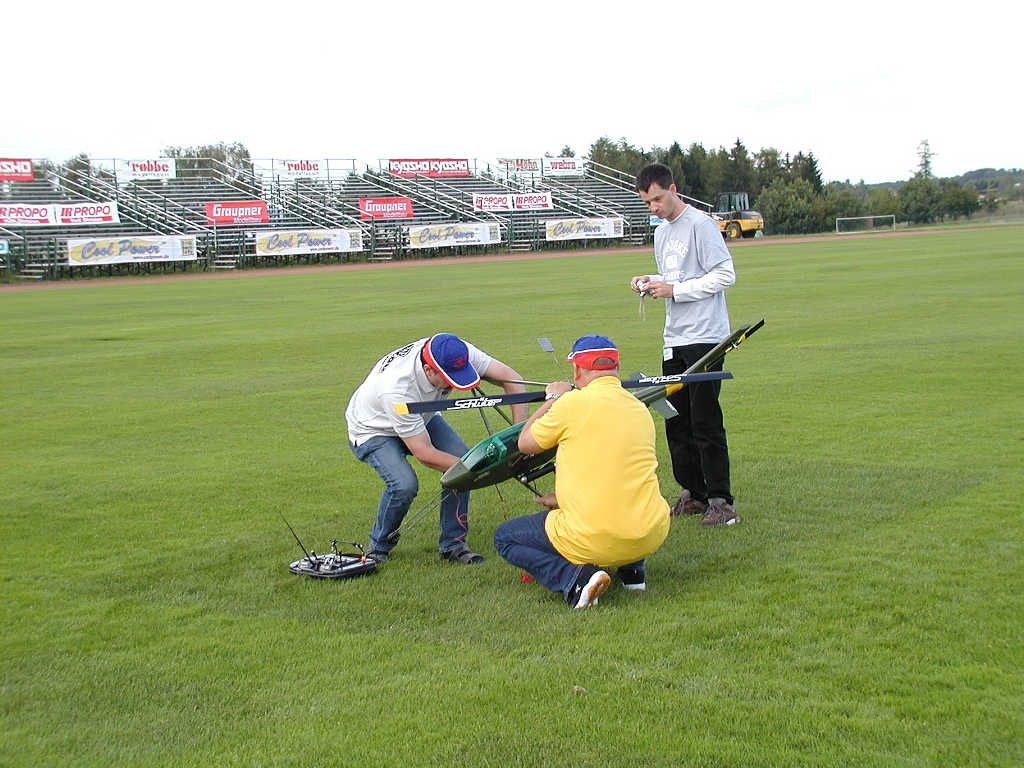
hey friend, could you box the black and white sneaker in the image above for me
[565,566,611,609]
[616,565,647,593]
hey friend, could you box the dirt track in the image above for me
[0,226,1006,291]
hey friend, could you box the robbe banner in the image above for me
[0,201,120,226]
[115,159,176,180]
[0,158,34,181]
[545,217,624,241]
[254,229,363,256]
[389,159,470,178]
[408,222,501,249]
[67,235,198,266]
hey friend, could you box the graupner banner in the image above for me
[408,222,501,249]
[359,197,414,219]
[388,158,470,178]
[473,192,554,212]
[0,157,34,181]
[254,228,363,256]
[115,159,177,180]
[542,157,585,176]
[204,201,269,224]
[67,235,198,265]
[0,201,120,226]
[545,217,624,241]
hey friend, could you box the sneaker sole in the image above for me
[574,571,611,609]
[622,583,647,592]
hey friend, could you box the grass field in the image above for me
[2,228,1022,767]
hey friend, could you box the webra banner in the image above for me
[204,201,269,224]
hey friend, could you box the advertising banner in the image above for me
[0,239,8,255]
[497,158,541,175]
[472,193,512,212]
[0,203,55,226]
[274,159,328,178]
[408,222,501,249]
[542,157,585,176]
[511,192,553,211]
[115,159,176,180]
[204,201,269,225]
[0,201,119,226]
[359,197,414,219]
[388,158,470,178]
[54,201,120,225]
[67,235,198,265]
[254,228,362,256]
[0,158,34,181]
[545,217,624,241]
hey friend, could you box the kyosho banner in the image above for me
[0,201,119,226]
[115,159,176,180]
[388,158,470,178]
[254,228,363,256]
[408,222,500,249]
[0,158,34,181]
[67,235,198,265]
[542,157,585,176]
[512,192,553,211]
[545,217,624,241]
[204,201,269,224]
[359,197,414,219]
[472,193,513,212]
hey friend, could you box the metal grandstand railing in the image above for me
[585,158,713,212]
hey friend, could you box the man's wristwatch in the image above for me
[545,391,560,401]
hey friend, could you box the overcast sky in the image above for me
[5,0,1019,183]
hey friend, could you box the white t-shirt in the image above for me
[651,205,735,346]
[345,338,492,445]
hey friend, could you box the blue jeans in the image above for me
[493,512,647,599]
[350,415,470,554]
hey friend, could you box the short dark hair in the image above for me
[636,163,674,193]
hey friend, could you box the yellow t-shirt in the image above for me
[530,376,670,567]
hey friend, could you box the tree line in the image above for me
[580,137,999,234]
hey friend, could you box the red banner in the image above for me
[204,201,269,224]
[0,158,34,181]
[388,158,470,178]
[358,197,414,219]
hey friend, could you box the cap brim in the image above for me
[439,366,480,390]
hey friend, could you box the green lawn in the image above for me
[2,228,1022,767]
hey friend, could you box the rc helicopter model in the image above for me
[283,320,763,578]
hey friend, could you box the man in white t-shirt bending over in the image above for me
[346,333,527,564]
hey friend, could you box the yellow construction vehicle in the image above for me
[713,192,764,239]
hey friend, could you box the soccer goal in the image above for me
[835,215,896,234]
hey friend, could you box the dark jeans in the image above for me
[493,511,644,599]
[350,415,470,554]
[663,343,732,504]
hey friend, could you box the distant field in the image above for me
[2,228,1022,767]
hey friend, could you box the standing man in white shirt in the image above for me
[346,333,527,563]
[630,163,739,527]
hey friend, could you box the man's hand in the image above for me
[643,280,672,299]
[630,276,650,294]
[533,492,558,509]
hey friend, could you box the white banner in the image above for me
[497,158,542,175]
[115,159,176,180]
[408,222,501,249]
[542,157,585,176]
[0,201,120,226]
[254,228,362,256]
[0,239,8,255]
[545,217,624,241]
[473,193,513,212]
[274,159,329,178]
[67,235,198,265]
[512,192,553,211]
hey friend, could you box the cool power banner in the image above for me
[67,235,198,265]
[408,222,500,249]
[545,217,624,241]
[254,229,363,256]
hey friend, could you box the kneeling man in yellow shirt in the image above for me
[493,334,671,609]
